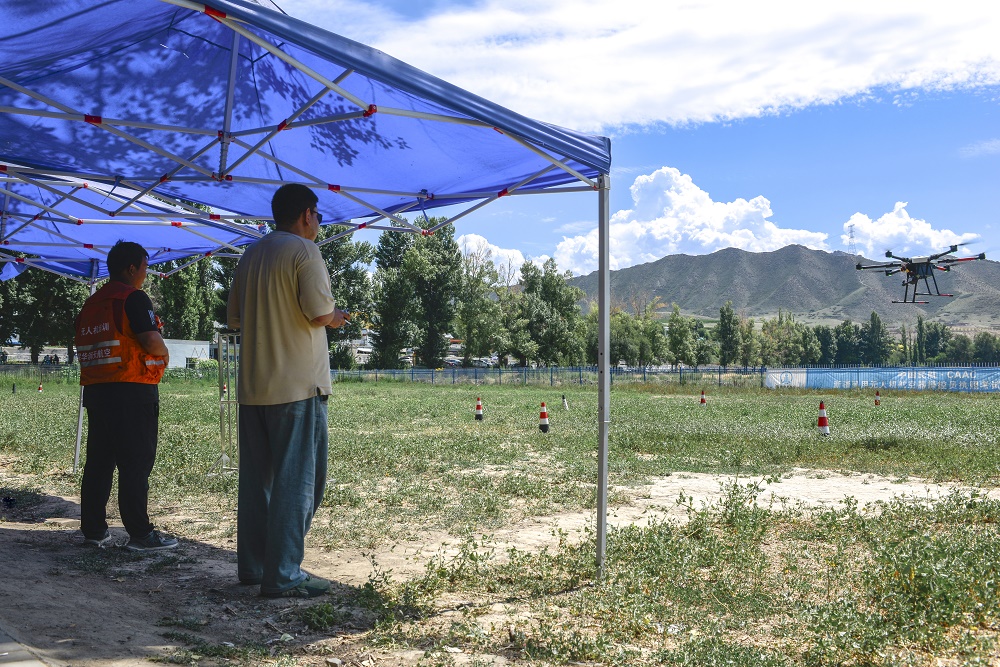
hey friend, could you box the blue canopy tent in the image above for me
[0,0,613,570]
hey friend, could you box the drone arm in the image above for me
[857,261,902,271]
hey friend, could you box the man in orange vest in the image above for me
[75,240,177,552]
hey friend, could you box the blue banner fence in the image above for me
[4,363,998,393]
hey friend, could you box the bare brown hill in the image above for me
[570,244,1000,331]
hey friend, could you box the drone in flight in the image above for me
[856,245,987,304]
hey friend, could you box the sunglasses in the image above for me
[305,207,323,224]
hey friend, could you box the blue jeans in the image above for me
[237,396,328,595]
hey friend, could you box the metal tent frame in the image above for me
[0,0,614,573]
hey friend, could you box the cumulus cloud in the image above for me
[289,0,1000,130]
[457,232,545,283]
[843,203,980,259]
[552,167,828,275]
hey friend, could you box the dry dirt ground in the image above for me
[2,469,998,667]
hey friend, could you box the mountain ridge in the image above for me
[568,245,1000,331]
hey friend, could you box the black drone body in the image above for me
[856,245,986,304]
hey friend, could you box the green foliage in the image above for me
[406,219,462,368]
[317,224,374,369]
[4,268,87,361]
[455,240,505,366]
[371,229,417,369]
[149,260,217,341]
[716,301,742,367]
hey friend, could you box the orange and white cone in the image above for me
[475,397,484,421]
[37,382,43,393]
[700,390,707,406]
[817,401,830,435]
[538,402,549,433]
[875,391,881,407]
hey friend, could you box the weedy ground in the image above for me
[1,374,998,665]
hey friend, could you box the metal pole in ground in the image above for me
[596,172,611,576]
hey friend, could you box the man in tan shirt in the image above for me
[227,183,348,598]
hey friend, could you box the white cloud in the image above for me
[457,233,553,282]
[553,167,828,275]
[843,203,980,259]
[960,139,1000,157]
[288,0,1000,131]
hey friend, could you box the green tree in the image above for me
[7,269,88,362]
[715,301,742,367]
[517,258,585,366]
[972,331,1000,364]
[834,320,862,365]
[945,334,973,364]
[915,315,926,364]
[667,304,695,367]
[814,325,837,365]
[404,220,462,368]
[760,310,807,366]
[317,225,375,369]
[924,321,952,361]
[455,240,504,366]
[860,311,893,366]
[738,316,760,368]
[149,260,213,340]
[370,229,417,369]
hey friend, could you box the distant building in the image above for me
[164,339,210,368]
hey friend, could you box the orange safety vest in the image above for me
[75,282,166,386]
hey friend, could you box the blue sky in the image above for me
[280,0,1000,276]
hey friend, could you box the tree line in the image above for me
[2,219,999,367]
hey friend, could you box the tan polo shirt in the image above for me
[227,231,336,405]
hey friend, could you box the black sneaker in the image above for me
[261,574,330,598]
[126,530,178,552]
[83,529,113,548]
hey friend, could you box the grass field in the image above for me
[1,375,999,665]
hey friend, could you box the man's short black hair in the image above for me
[271,183,319,227]
[106,240,148,277]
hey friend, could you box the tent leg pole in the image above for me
[73,385,85,474]
[74,269,99,474]
[596,173,611,577]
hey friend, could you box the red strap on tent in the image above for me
[204,251,213,257]
[209,214,221,220]
[171,221,183,227]
[15,257,24,263]
[493,127,504,134]
[363,104,377,117]
[0,165,6,172]
[421,229,431,236]
[159,175,170,183]
[276,119,288,131]
[83,243,93,249]
[76,219,84,225]
[204,6,227,19]
[497,188,509,197]
[212,173,233,181]
[84,115,102,125]
[328,184,341,192]
[356,222,367,229]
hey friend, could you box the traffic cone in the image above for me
[37,382,43,393]
[538,402,549,433]
[475,397,484,421]
[875,391,881,407]
[700,390,707,406]
[817,401,830,435]
[562,394,569,411]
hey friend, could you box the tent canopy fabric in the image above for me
[0,0,611,280]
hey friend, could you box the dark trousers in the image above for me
[80,402,159,539]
